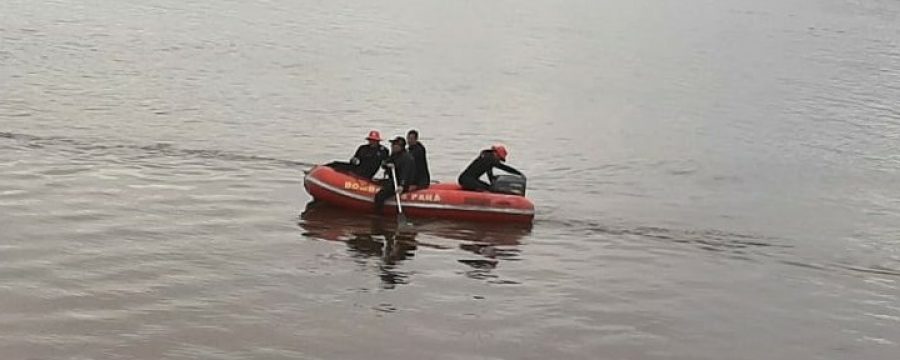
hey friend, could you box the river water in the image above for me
[2,0,899,359]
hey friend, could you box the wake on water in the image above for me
[5,130,898,278]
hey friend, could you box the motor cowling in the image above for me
[490,174,527,196]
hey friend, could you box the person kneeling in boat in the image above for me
[457,144,524,193]
[326,130,389,179]
[374,136,416,215]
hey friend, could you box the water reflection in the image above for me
[298,202,533,287]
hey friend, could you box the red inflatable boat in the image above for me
[303,165,535,223]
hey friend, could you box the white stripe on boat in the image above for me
[305,174,535,216]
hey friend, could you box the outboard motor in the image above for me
[490,174,527,196]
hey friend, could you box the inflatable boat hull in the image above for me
[303,166,535,223]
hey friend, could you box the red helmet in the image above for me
[366,130,382,142]
[491,144,509,161]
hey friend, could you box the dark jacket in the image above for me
[352,144,389,179]
[385,150,416,190]
[459,150,522,182]
[408,142,431,187]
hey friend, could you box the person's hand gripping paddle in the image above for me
[390,166,411,228]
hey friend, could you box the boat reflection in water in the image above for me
[298,201,533,288]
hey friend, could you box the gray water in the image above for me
[2,0,899,359]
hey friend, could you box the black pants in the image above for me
[459,176,491,192]
[328,161,374,179]
[326,161,355,173]
[374,180,396,215]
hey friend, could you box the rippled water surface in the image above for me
[2,0,900,359]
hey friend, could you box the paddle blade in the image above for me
[398,213,416,230]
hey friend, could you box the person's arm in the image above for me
[495,163,524,177]
[421,151,430,184]
[350,146,363,164]
[380,151,393,182]
[416,147,429,185]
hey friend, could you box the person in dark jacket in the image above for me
[458,144,523,192]
[406,129,430,189]
[327,130,389,179]
[374,137,416,215]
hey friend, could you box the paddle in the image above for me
[389,166,411,227]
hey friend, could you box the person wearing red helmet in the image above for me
[457,144,524,192]
[326,130,389,179]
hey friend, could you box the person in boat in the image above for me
[458,144,523,192]
[326,130,389,179]
[407,129,430,190]
[374,136,416,215]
